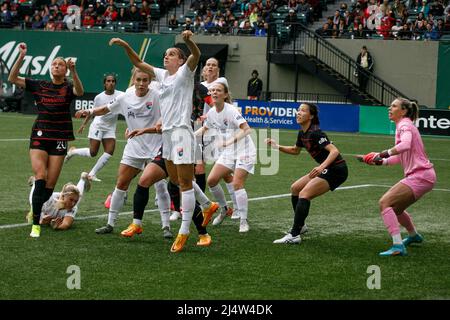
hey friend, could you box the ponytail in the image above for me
[397,98,419,122]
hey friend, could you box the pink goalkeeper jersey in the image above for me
[388,117,434,177]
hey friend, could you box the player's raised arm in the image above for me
[182,30,201,72]
[7,43,27,88]
[109,38,155,79]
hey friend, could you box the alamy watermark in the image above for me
[66,265,81,290]
[366,265,381,290]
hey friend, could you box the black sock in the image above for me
[133,184,149,220]
[290,198,311,237]
[44,187,54,202]
[195,173,206,192]
[192,202,207,235]
[291,195,299,212]
[32,179,46,225]
[167,181,180,212]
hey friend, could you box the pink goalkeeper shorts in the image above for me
[400,168,436,200]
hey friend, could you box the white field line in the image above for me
[1,184,449,230]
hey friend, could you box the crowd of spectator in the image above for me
[315,0,450,40]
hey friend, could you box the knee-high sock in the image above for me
[179,188,195,234]
[75,178,86,203]
[192,181,211,209]
[381,207,402,244]
[290,198,310,237]
[44,187,54,202]
[155,180,170,229]
[209,184,227,208]
[226,182,238,209]
[195,173,206,192]
[192,202,207,235]
[89,152,112,177]
[168,181,180,212]
[72,147,92,157]
[31,179,46,225]
[235,188,248,221]
[396,211,417,236]
[291,195,299,212]
[133,184,149,221]
[108,187,127,227]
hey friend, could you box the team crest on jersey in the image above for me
[146,102,153,110]
[58,87,67,96]
[37,130,43,137]
[127,111,135,118]
[177,147,184,157]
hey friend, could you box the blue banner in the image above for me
[234,100,359,132]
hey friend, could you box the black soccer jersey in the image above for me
[25,78,75,141]
[295,124,345,167]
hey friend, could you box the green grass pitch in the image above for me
[0,113,449,300]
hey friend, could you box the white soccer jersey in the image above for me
[107,86,162,159]
[91,90,124,131]
[201,77,228,115]
[153,63,196,131]
[41,193,78,219]
[204,102,256,159]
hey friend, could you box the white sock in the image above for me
[226,182,238,209]
[235,188,248,221]
[155,180,170,229]
[107,187,127,227]
[73,147,92,157]
[133,218,142,226]
[179,188,195,235]
[192,181,211,209]
[392,234,403,245]
[209,184,227,208]
[76,178,86,199]
[89,152,112,177]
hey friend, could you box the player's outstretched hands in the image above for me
[355,152,383,165]
[67,58,76,72]
[18,43,27,56]
[182,30,193,41]
[126,128,146,139]
[75,110,90,118]
[265,138,280,150]
[109,38,126,47]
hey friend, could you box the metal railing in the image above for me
[267,22,415,106]
[262,91,350,104]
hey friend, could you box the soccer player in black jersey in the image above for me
[266,103,348,244]
[8,43,84,238]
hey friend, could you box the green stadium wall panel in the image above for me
[359,105,395,135]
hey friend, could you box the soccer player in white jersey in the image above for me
[65,74,124,181]
[196,82,257,232]
[27,172,92,231]
[75,69,170,237]
[110,31,220,253]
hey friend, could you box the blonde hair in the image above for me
[214,82,233,104]
[396,97,419,122]
[54,183,80,210]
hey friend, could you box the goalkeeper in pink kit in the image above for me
[357,98,436,256]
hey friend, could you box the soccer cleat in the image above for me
[230,209,240,220]
[170,233,189,253]
[27,176,35,187]
[90,175,102,182]
[169,211,181,221]
[379,244,407,256]
[64,146,76,163]
[201,202,219,227]
[197,234,212,247]
[104,193,112,209]
[273,233,301,244]
[30,225,41,238]
[239,219,250,233]
[80,172,92,192]
[25,210,33,224]
[212,211,227,226]
[120,223,143,238]
[95,224,113,234]
[162,226,173,239]
[402,233,424,247]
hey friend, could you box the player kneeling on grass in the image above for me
[27,172,91,230]
[356,98,436,257]
[195,82,256,233]
[266,103,348,244]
